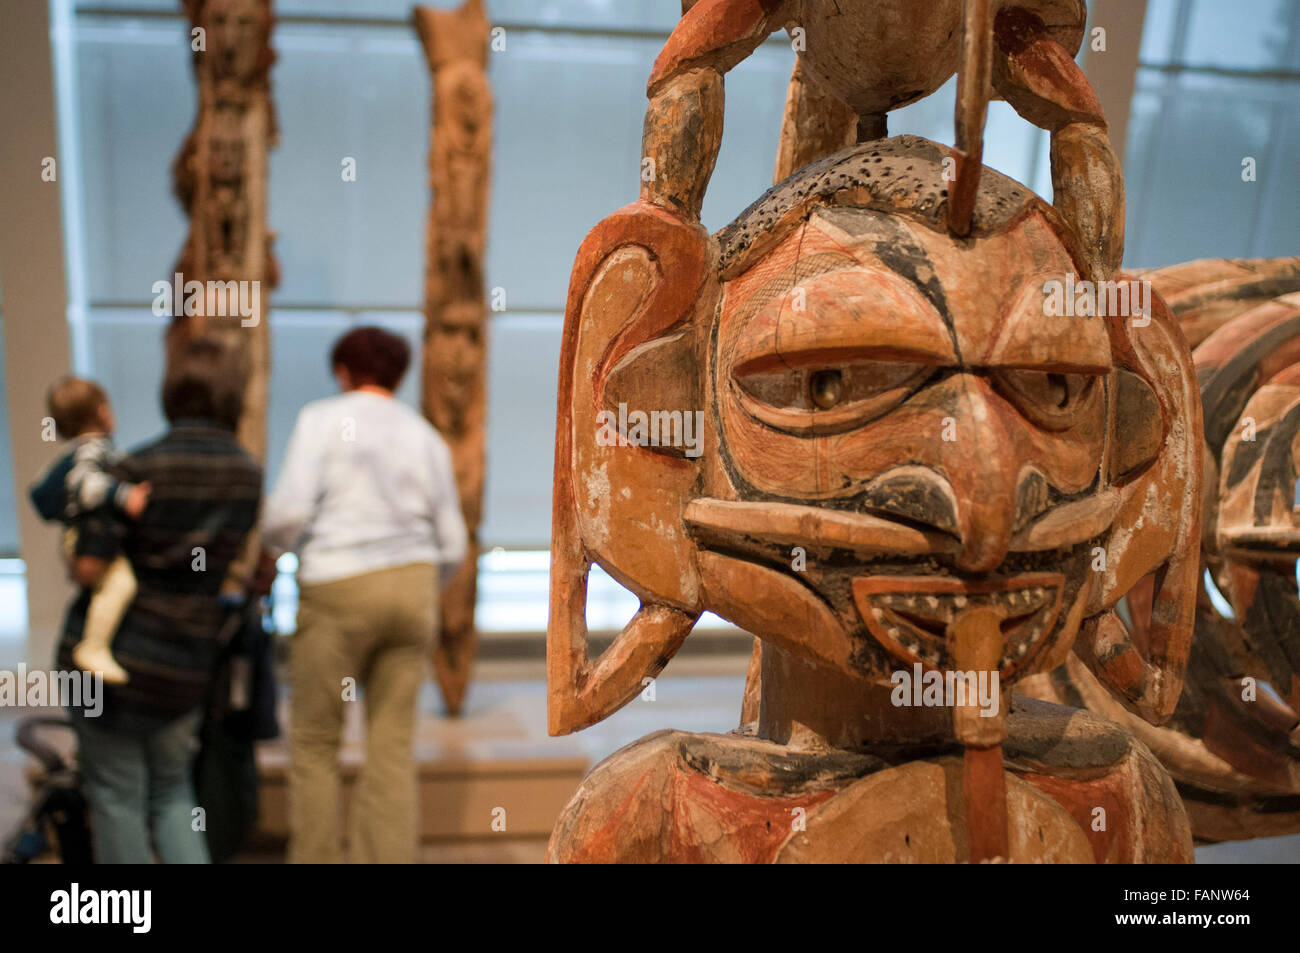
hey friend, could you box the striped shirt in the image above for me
[64,435,134,517]
[57,420,263,723]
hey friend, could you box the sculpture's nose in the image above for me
[859,374,1017,574]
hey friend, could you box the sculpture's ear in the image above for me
[547,202,715,735]
[1077,287,1203,724]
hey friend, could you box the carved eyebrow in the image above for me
[863,237,953,330]
[983,273,1114,373]
[732,270,958,372]
[730,251,861,324]
[824,208,960,358]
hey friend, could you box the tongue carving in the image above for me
[949,605,1010,862]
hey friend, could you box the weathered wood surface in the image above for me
[1025,257,1300,843]
[414,0,493,716]
[550,698,1190,863]
[170,0,278,461]
[547,5,1201,856]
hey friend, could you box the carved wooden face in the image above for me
[435,63,492,152]
[561,139,1195,708]
[688,205,1111,680]
[427,312,484,396]
[208,107,246,183]
[203,0,268,84]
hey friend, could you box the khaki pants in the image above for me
[288,562,437,864]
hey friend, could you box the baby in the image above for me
[29,377,150,684]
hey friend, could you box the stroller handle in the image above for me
[15,716,74,774]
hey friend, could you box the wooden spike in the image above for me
[950,0,993,236]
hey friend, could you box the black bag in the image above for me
[194,597,280,863]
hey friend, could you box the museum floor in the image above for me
[3,643,1299,863]
[0,649,754,864]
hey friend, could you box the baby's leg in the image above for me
[73,554,135,684]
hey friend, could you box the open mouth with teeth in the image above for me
[680,497,1094,680]
[852,573,1065,677]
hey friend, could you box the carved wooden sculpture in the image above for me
[170,0,278,460]
[546,0,1200,863]
[414,0,493,717]
[1025,258,1300,843]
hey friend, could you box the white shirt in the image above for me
[262,390,468,587]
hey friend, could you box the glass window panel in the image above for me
[73,18,429,311]
[483,0,680,32]
[1182,0,1294,72]
[1254,103,1300,258]
[264,312,354,490]
[890,76,958,142]
[280,0,683,31]
[82,311,170,453]
[486,29,653,310]
[480,312,563,548]
[1122,70,1294,268]
[1139,0,1181,65]
[77,0,681,31]
[73,18,194,305]
[271,23,427,308]
[981,102,1048,190]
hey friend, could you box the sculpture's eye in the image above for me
[810,370,843,409]
[734,357,934,434]
[994,369,1099,430]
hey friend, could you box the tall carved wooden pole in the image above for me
[170,0,278,463]
[414,0,493,716]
